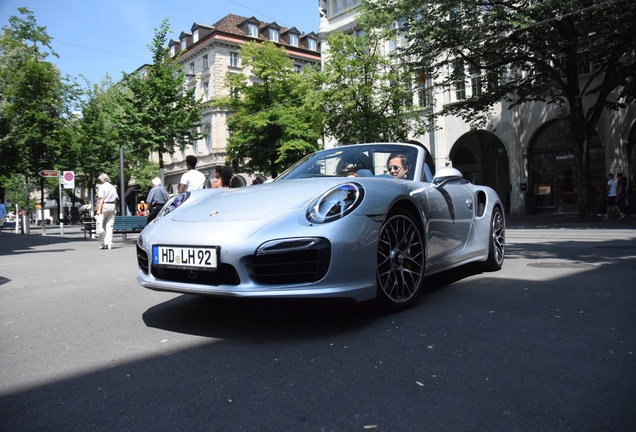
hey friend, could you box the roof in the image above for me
[173,13,320,55]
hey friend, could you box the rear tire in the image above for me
[482,207,505,271]
[376,208,425,309]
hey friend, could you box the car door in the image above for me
[423,179,474,263]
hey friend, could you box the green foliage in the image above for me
[74,76,127,189]
[213,42,322,177]
[361,0,635,120]
[0,8,82,217]
[131,161,162,198]
[0,174,31,211]
[0,8,75,176]
[117,18,204,170]
[321,31,422,145]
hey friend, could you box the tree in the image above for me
[214,41,322,177]
[321,31,422,145]
[73,76,123,193]
[361,0,636,220]
[0,8,76,227]
[118,18,204,181]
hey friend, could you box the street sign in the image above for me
[39,170,58,178]
[63,171,75,189]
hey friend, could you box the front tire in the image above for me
[482,206,505,271]
[376,208,425,308]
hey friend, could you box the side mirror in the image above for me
[432,167,464,187]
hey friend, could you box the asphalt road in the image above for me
[0,217,635,432]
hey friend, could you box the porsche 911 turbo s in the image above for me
[136,143,505,309]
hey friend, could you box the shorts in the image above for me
[607,196,617,206]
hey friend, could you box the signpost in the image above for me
[38,170,58,178]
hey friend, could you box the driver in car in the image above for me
[387,153,409,179]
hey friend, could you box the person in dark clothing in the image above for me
[616,173,628,216]
[146,177,169,223]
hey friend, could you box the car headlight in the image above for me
[307,183,364,223]
[153,192,190,223]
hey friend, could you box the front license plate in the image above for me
[152,245,218,271]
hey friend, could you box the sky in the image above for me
[0,0,320,86]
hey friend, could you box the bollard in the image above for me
[21,215,30,234]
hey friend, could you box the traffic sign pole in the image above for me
[58,170,64,236]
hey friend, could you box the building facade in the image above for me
[318,1,636,215]
[158,14,321,192]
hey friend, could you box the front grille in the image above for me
[151,264,240,286]
[137,245,149,274]
[247,238,331,285]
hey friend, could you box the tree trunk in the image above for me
[570,106,596,222]
[158,153,165,188]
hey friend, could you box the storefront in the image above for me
[528,119,605,213]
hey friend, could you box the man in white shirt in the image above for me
[95,173,119,249]
[178,155,206,193]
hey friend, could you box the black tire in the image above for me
[376,208,425,308]
[482,206,505,271]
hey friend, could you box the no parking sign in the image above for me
[62,171,75,189]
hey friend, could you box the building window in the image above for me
[331,0,360,16]
[454,60,466,101]
[293,64,302,73]
[269,29,279,42]
[289,33,299,46]
[469,64,482,97]
[417,84,428,108]
[203,54,209,69]
[189,62,195,74]
[193,29,199,43]
[170,46,175,57]
[308,38,317,51]
[181,38,187,50]
[204,123,212,152]
[230,52,240,68]
[248,23,258,37]
[387,22,398,52]
[334,0,344,14]
[203,81,209,100]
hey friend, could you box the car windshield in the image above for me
[274,144,420,181]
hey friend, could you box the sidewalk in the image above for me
[2,213,633,240]
[505,212,636,229]
[0,222,139,255]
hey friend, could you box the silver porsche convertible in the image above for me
[136,143,505,308]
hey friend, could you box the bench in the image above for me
[83,216,147,240]
[113,216,147,240]
[2,220,17,233]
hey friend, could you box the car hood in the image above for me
[170,179,352,223]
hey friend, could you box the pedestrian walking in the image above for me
[95,173,119,249]
[0,201,6,232]
[602,173,625,219]
[146,177,169,223]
